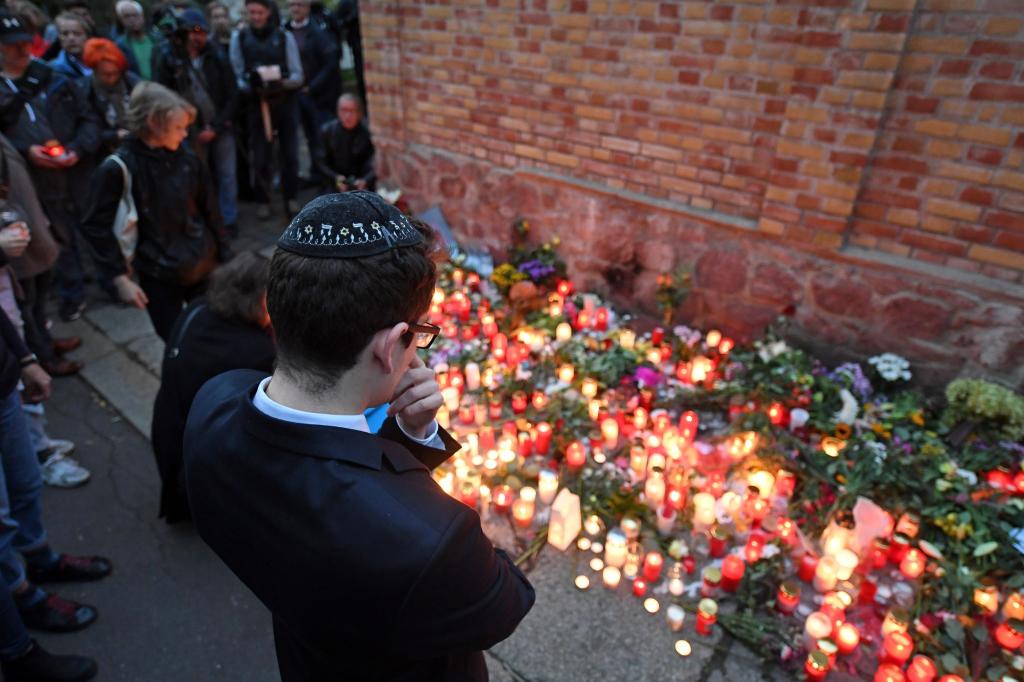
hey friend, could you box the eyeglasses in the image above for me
[406,322,441,349]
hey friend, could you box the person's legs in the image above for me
[0,585,30,661]
[18,273,56,364]
[246,105,272,207]
[275,97,300,203]
[212,132,238,229]
[0,391,55,597]
[138,275,186,342]
[296,92,319,178]
[51,212,86,320]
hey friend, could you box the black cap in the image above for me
[277,192,424,258]
[0,12,32,45]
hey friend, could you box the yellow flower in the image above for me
[911,411,925,426]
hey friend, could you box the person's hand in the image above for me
[21,362,51,402]
[117,128,130,140]
[335,176,349,192]
[0,222,30,258]
[388,354,442,440]
[354,178,367,190]
[57,150,79,168]
[113,274,148,309]
[197,127,217,143]
[27,145,62,169]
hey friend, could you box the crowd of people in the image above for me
[0,0,383,679]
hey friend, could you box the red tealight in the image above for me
[632,578,648,597]
[720,555,745,592]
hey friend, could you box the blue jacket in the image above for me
[47,50,91,80]
[184,370,535,681]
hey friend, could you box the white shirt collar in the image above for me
[291,18,309,29]
[253,376,369,432]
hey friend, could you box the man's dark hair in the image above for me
[267,220,440,393]
[207,251,269,325]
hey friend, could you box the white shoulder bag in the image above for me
[106,154,138,262]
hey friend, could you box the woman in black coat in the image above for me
[81,81,231,341]
[151,251,275,523]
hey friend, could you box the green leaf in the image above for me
[940,653,961,673]
[945,619,965,644]
[971,623,989,642]
[973,541,999,557]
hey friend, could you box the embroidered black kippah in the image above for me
[276,191,424,258]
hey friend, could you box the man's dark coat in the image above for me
[184,370,535,681]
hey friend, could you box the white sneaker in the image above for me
[40,454,90,488]
[45,439,75,458]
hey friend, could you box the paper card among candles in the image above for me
[546,488,581,551]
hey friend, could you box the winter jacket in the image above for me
[0,306,30,398]
[80,137,230,286]
[0,135,57,280]
[80,71,141,157]
[284,20,340,111]
[0,60,100,216]
[154,43,238,134]
[315,119,376,188]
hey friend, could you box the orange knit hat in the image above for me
[82,38,128,71]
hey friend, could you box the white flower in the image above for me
[757,340,791,362]
[834,388,859,424]
[864,441,887,465]
[956,468,978,486]
[868,353,912,382]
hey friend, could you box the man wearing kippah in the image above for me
[184,192,535,681]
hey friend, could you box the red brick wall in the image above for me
[362,0,1024,386]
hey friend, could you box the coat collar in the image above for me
[237,382,428,474]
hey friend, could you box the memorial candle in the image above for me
[906,655,937,682]
[899,549,925,579]
[538,468,558,505]
[557,363,575,384]
[511,391,528,414]
[602,565,621,589]
[777,580,800,615]
[814,556,839,593]
[642,551,664,582]
[836,623,860,655]
[618,328,636,349]
[995,619,1024,650]
[1004,592,1024,620]
[666,604,685,631]
[692,492,716,532]
[708,526,729,558]
[594,307,608,331]
[512,498,534,528]
[696,599,717,636]
[644,475,666,508]
[881,631,913,665]
[875,664,906,682]
[804,651,830,682]
[565,441,586,470]
[555,322,572,342]
[799,553,819,582]
[721,555,745,592]
[834,548,859,581]
[745,532,766,563]
[581,378,598,399]
[632,578,648,597]
[804,612,833,649]
[882,608,910,636]
[604,529,628,568]
[492,485,513,515]
[656,504,677,536]
[701,566,721,597]
[601,418,619,448]
[534,422,553,455]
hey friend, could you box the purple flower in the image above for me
[517,259,556,282]
[634,366,663,388]
[830,363,873,401]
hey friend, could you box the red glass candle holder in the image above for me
[721,555,745,592]
[642,552,663,582]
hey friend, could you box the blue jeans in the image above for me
[54,214,85,306]
[0,391,51,593]
[0,584,29,660]
[211,130,238,226]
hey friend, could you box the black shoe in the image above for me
[19,593,98,633]
[28,554,112,584]
[57,301,85,322]
[1,640,97,681]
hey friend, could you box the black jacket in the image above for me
[0,307,30,399]
[184,370,535,682]
[155,43,239,134]
[0,60,100,215]
[80,137,229,285]
[315,119,376,188]
[284,21,340,110]
[80,72,141,157]
[152,299,275,522]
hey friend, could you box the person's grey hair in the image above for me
[337,93,363,110]
[125,81,196,138]
[115,1,143,18]
[207,251,270,324]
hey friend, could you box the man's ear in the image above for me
[372,322,408,375]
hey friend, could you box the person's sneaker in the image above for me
[1,640,97,682]
[39,454,90,488]
[57,301,85,322]
[256,204,271,220]
[39,439,75,459]
[27,554,111,584]
[19,593,98,632]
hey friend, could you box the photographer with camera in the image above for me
[229,0,303,220]
[315,93,375,193]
